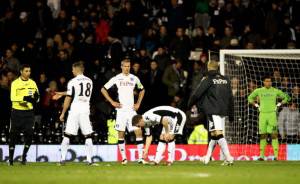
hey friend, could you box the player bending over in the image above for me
[132,106,186,166]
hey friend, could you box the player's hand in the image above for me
[254,103,260,111]
[275,103,282,111]
[59,113,65,122]
[164,133,171,142]
[111,101,122,108]
[143,150,148,160]
[134,103,140,111]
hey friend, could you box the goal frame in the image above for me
[219,49,300,75]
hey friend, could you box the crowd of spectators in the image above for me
[0,0,300,144]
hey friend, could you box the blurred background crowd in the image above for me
[0,0,299,145]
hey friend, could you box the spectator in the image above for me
[162,59,187,102]
[169,27,191,62]
[4,49,20,74]
[153,46,171,71]
[278,101,300,143]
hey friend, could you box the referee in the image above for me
[9,64,39,166]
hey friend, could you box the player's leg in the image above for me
[204,115,218,164]
[22,111,35,165]
[167,134,176,165]
[134,128,145,163]
[258,113,268,160]
[128,111,145,163]
[269,112,279,160]
[212,115,233,165]
[60,112,79,164]
[79,112,97,165]
[154,134,167,164]
[116,111,127,164]
[167,113,186,165]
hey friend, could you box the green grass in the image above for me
[1,161,300,184]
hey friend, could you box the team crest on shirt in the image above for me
[130,77,134,81]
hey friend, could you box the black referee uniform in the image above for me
[9,65,39,165]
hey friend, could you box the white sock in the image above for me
[206,139,217,158]
[136,137,143,161]
[118,139,126,160]
[218,137,232,160]
[167,140,175,163]
[85,138,93,163]
[154,141,166,163]
[61,137,70,161]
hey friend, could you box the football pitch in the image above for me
[1,161,300,184]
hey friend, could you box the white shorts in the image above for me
[115,110,139,132]
[208,115,225,132]
[161,115,186,135]
[65,111,93,136]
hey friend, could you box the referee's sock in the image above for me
[9,146,15,163]
[22,145,30,161]
[154,140,166,164]
[9,131,17,163]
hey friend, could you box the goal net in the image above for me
[219,49,300,160]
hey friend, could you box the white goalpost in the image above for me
[219,49,300,160]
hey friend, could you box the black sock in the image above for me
[22,145,30,160]
[9,146,15,162]
[9,131,17,162]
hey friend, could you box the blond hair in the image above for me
[207,60,219,71]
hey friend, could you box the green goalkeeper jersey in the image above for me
[248,87,290,113]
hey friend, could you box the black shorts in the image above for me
[10,109,34,133]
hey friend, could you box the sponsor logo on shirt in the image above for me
[212,79,228,84]
[120,81,134,86]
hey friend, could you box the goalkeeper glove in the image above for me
[275,102,282,111]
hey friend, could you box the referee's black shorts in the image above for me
[10,109,35,133]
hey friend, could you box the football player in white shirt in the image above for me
[101,59,146,164]
[58,61,97,166]
[132,106,186,166]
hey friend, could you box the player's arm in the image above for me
[276,89,291,105]
[248,89,260,107]
[134,77,145,111]
[59,96,72,122]
[101,77,121,108]
[187,77,210,109]
[135,89,145,111]
[100,87,121,108]
[52,91,67,100]
[143,134,153,159]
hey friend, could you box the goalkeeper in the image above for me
[248,76,290,161]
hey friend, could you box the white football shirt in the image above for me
[67,74,93,112]
[143,106,186,135]
[104,73,144,111]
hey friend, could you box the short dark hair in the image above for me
[20,64,31,72]
[132,114,143,126]
[263,75,272,81]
